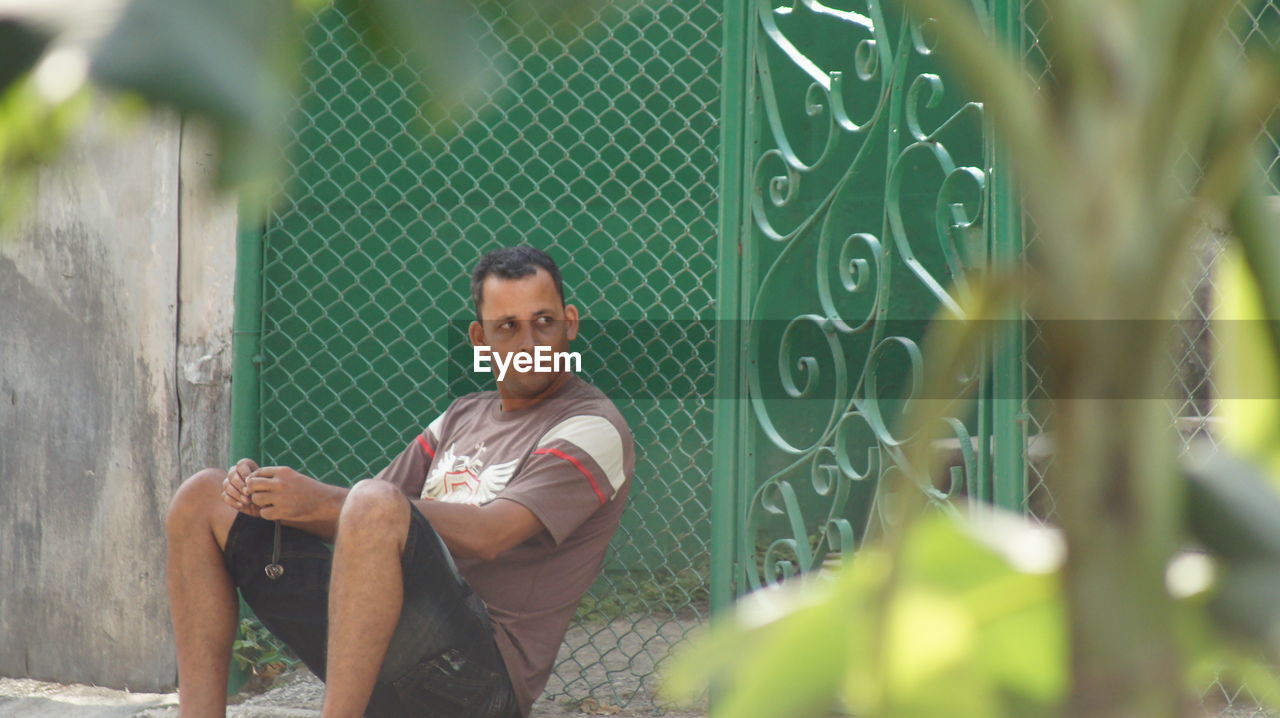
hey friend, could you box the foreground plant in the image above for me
[666,1,1280,716]
[0,0,609,223]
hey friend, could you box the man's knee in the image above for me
[338,479,409,538]
[166,468,225,534]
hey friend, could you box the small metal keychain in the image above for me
[245,475,285,579]
[240,466,284,579]
[265,521,284,579]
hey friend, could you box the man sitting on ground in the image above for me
[165,245,634,718]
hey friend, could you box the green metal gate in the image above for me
[711,0,1027,607]
[708,2,1280,716]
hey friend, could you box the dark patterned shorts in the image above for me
[222,500,520,718]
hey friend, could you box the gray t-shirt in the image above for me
[373,374,634,716]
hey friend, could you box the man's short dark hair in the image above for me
[471,245,566,320]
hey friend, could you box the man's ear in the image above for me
[469,320,485,347]
[564,304,579,341]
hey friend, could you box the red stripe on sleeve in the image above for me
[415,434,435,459]
[532,447,607,504]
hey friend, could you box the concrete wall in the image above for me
[0,114,237,691]
[177,124,238,480]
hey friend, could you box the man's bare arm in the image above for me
[236,465,543,557]
[411,498,545,561]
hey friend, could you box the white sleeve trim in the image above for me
[426,412,445,438]
[537,415,627,492]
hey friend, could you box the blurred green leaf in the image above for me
[0,19,50,94]
[343,0,505,129]
[88,0,300,190]
[4,0,617,213]
[974,591,1067,710]
[1177,586,1280,711]
[1221,187,1280,482]
[1182,444,1280,656]
[1209,561,1280,651]
[662,569,867,718]
[665,512,1066,718]
[1183,442,1280,561]
[0,79,89,228]
[864,513,1065,718]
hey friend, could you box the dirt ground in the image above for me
[4,611,1265,718]
[1,668,1273,718]
[0,669,706,717]
[0,616,708,717]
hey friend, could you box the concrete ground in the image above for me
[0,669,707,717]
[1,669,1271,718]
[0,616,708,717]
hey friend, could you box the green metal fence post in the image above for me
[230,212,263,468]
[711,0,750,615]
[732,0,762,606]
[226,206,264,695]
[989,0,1027,512]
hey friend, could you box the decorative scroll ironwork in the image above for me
[738,0,995,591]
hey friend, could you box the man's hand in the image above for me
[222,458,262,517]
[246,466,344,524]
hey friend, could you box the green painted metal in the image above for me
[711,0,752,616]
[230,215,263,469]
[721,0,1004,595]
[227,210,264,696]
[989,0,1026,513]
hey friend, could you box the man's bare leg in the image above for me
[321,479,411,718]
[166,468,241,718]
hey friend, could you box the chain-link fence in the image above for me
[1021,0,1280,514]
[1020,2,1280,715]
[256,0,720,709]
[1018,0,1056,525]
[248,0,1280,712]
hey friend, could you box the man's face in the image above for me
[469,268,579,398]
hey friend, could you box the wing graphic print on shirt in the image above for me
[421,440,519,505]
